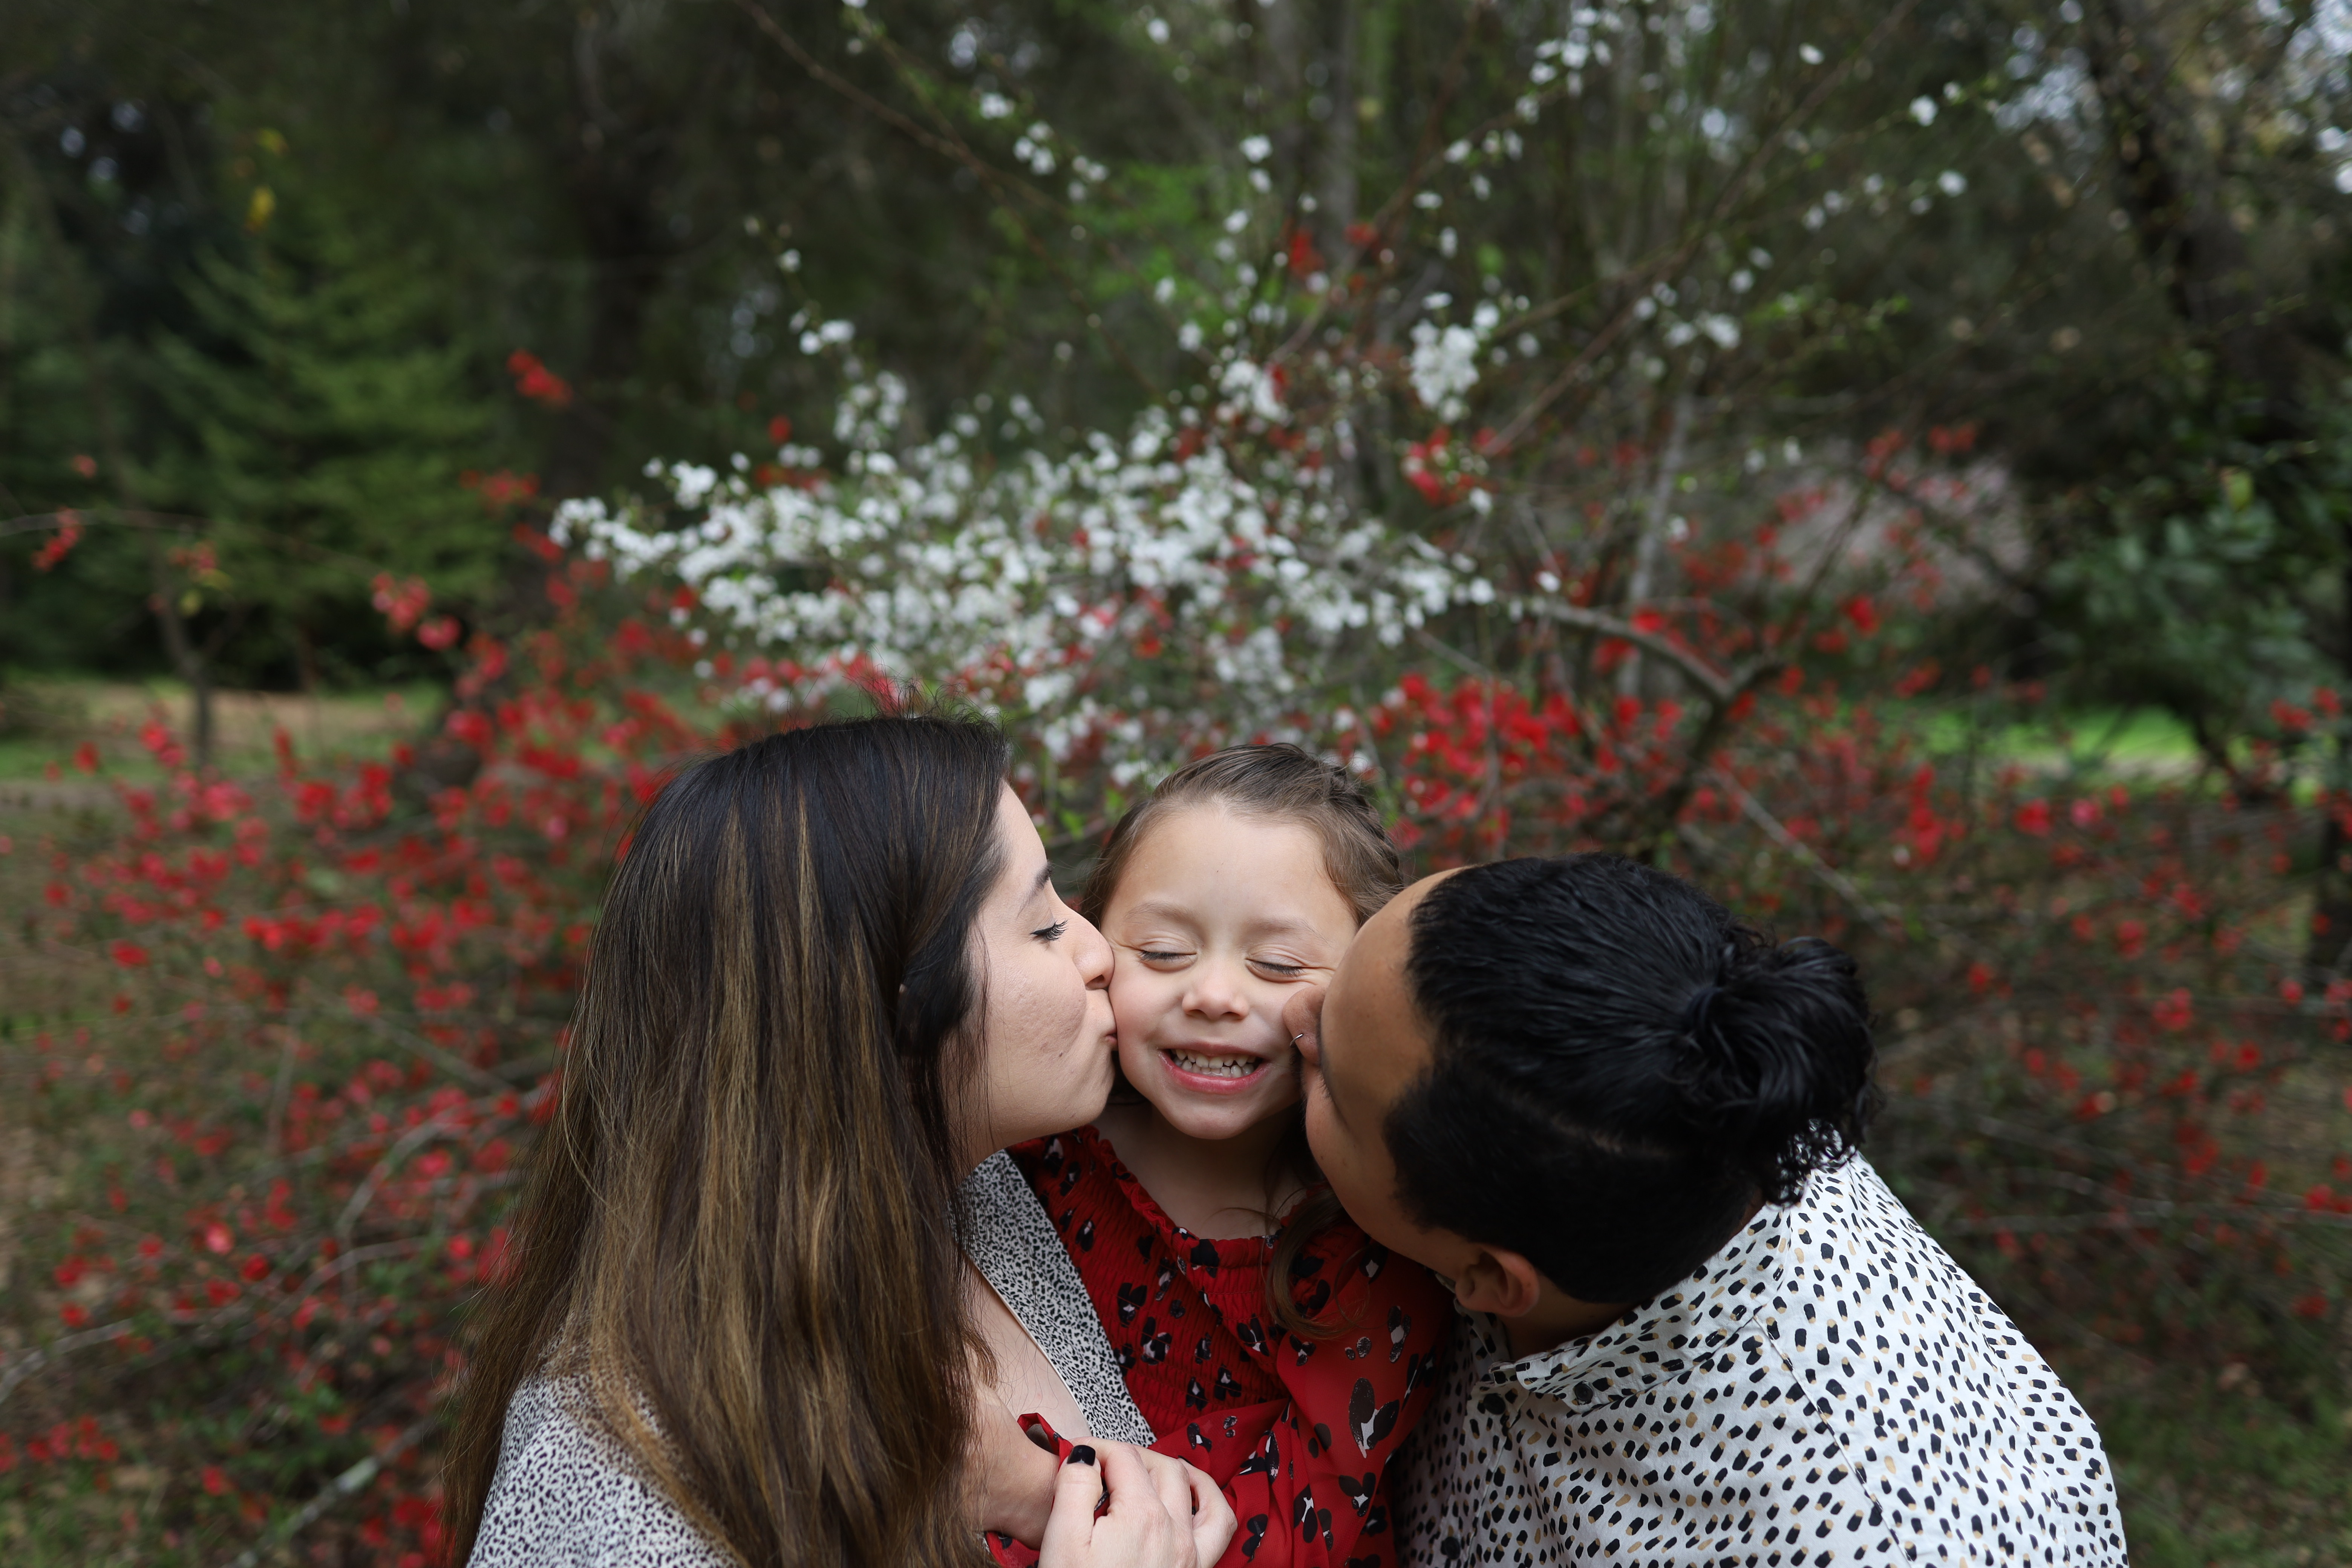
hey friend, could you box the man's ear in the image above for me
[1449,1246,1547,1320]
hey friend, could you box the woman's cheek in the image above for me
[1050,951,1092,1054]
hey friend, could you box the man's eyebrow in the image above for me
[1319,1041,1349,1127]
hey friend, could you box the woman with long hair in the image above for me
[443,712,1233,1568]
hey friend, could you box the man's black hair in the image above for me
[1387,853,1879,1305]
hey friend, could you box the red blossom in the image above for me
[32,511,82,571]
[506,349,574,407]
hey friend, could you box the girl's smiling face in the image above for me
[1099,805,1360,1142]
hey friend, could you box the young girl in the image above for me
[978,745,1452,1568]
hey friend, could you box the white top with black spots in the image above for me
[962,1148,1158,1446]
[469,1377,728,1568]
[467,1155,1144,1566]
[1396,1157,2127,1566]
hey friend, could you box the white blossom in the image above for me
[557,330,1490,780]
[1408,322,1485,420]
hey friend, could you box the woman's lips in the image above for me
[1155,1045,1271,1093]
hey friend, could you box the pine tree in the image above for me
[142,186,495,688]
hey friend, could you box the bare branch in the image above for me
[1517,600,1736,703]
[225,1414,438,1568]
[1490,0,1925,449]
[354,1013,510,1095]
[1709,769,1907,938]
[336,1109,466,1247]
[0,1320,135,1412]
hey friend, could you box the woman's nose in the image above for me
[1068,910,1113,990]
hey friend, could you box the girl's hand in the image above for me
[1039,1442,1236,1568]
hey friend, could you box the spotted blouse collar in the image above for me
[1462,1185,1798,1413]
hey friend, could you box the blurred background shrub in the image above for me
[4,0,2352,1562]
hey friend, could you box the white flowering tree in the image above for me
[551,0,2350,849]
[555,361,1493,816]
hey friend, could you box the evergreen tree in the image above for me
[142,184,495,688]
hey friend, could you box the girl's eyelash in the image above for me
[1033,920,1069,942]
[1139,949,1190,962]
[1251,959,1306,977]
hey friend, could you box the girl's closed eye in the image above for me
[1248,956,1307,978]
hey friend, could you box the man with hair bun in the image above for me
[1283,853,2127,1566]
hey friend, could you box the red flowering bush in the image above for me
[6,440,2349,1564]
[1,553,715,1563]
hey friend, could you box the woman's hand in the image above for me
[1039,1442,1236,1568]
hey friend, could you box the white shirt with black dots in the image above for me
[1396,1158,2127,1565]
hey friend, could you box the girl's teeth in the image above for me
[1168,1050,1258,1079]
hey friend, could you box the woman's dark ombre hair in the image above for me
[444,711,1012,1568]
[1387,853,1878,1306]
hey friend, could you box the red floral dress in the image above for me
[995,1124,1451,1568]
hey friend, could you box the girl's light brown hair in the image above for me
[1080,743,1402,1337]
[444,712,1011,1568]
[1080,743,1401,930]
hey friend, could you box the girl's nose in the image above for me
[1182,958,1250,1020]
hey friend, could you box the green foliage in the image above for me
[2038,380,2352,767]
[2094,1375,2352,1566]
[139,195,498,681]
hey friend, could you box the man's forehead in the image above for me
[1328,875,1444,1092]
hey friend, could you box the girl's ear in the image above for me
[1449,1246,1547,1320]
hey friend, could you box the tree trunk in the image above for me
[6,136,220,764]
[1620,397,1690,699]
[2080,0,2345,965]
[538,9,684,504]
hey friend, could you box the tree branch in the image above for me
[1515,599,1738,703]
[1489,0,1924,450]
[1709,768,1907,937]
[225,1414,438,1568]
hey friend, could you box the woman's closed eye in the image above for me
[1031,919,1069,943]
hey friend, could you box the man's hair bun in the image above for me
[1389,854,1878,1305]
[1671,933,1877,1205]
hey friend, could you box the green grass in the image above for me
[0,677,443,783]
[2089,1372,2352,1565]
[1914,702,2208,779]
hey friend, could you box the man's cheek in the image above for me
[1304,1104,1355,1200]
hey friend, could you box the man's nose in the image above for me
[1283,984,1326,1065]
